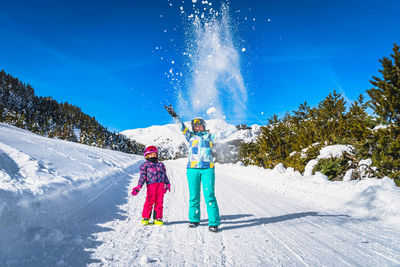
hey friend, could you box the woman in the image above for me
[165,105,220,232]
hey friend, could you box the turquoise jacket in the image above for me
[174,116,217,169]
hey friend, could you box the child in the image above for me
[131,146,171,226]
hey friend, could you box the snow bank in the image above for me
[0,123,142,265]
[215,160,400,228]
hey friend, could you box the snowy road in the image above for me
[88,159,400,266]
[1,122,400,266]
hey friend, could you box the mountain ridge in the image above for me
[121,119,261,162]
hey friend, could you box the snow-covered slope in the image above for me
[0,123,142,266]
[1,122,400,266]
[121,119,260,161]
[121,123,189,159]
[0,123,141,196]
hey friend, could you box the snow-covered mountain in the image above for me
[2,122,400,266]
[121,119,261,162]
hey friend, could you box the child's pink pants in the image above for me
[142,183,165,220]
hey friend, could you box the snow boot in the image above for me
[189,222,199,228]
[209,226,218,233]
[154,219,164,226]
[141,218,150,225]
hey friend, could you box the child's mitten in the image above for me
[164,184,171,194]
[131,185,142,196]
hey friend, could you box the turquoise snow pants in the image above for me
[187,168,220,226]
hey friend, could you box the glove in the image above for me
[164,105,178,118]
[164,184,171,194]
[131,185,142,196]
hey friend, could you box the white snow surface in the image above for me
[318,144,354,159]
[1,122,400,266]
[0,123,141,196]
[0,123,143,266]
[373,124,389,131]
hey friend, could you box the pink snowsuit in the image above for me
[138,160,170,220]
[142,183,165,219]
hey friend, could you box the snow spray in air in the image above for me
[175,2,248,122]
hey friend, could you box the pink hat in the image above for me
[144,146,158,157]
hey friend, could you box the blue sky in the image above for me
[0,0,399,131]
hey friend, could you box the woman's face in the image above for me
[146,152,157,158]
[194,124,204,132]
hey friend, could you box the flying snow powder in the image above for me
[179,3,247,121]
[207,107,217,115]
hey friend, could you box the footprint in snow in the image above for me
[139,255,157,264]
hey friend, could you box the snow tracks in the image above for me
[0,162,141,267]
[89,159,400,266]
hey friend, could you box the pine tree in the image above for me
[346,94,372,142]
[292,102,315,151]
[366,44,400,181]
[368,43,400,126]
[315,90,346,143]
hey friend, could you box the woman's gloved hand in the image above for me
[164,105,178,118]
